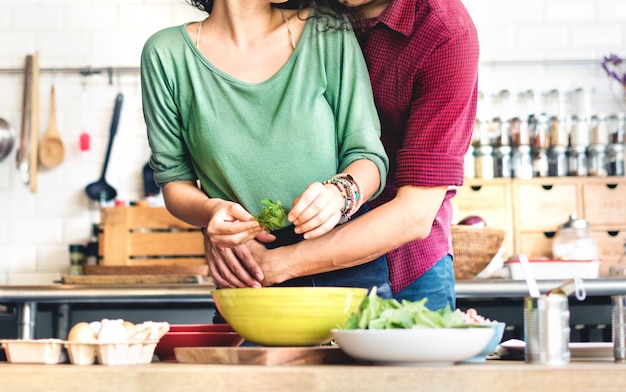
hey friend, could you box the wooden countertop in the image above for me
[0,360,625,392]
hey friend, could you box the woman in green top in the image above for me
[140,0,391,296]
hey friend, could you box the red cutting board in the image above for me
[174,346,353,365]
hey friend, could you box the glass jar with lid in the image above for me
[474,145,494,179]
[552,214,598,260]
[568,145,588,176]
[569,115,590,147]
[494,145,512,178]
[512,145,533,179]
[588,144,608,177]
[608,113,626,144]
[607,143,625,176]
[548,145,568,177]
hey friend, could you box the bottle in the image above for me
[85,224,100,266]
[68,244,86,275]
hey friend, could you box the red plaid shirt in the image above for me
[361,0,479,292]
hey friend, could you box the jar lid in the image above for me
[69,244,86,253]
[559,214,589,230]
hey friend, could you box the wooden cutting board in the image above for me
[174,346,354,366]
[61,274,204,285]
[83,265,209,276]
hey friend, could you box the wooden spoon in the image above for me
[39,84,65,168]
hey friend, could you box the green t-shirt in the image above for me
[141,11,388,216]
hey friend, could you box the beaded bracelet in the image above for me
[336,173,362,216]
[322,173,361,224]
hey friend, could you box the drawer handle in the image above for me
[470,185,482,191]
[608,231,620,237]
[541,185,553,191]
[606,184,618,190]
[543,231,556,238]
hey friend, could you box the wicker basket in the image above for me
[451,226,505,280]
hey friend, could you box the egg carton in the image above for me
[0,339,66,364]
[64,340,159,366]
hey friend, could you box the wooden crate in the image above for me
[99,207,206,267]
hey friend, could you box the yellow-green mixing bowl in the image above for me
[212,287,367,346]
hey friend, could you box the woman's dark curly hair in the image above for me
[186,0,367,33]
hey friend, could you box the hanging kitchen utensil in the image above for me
[85,93,123,202]
[38,84,65,168]
[547,277,586,301]
[79,77,91,155]
[0,118,15,162]
[29,51,40,193]
[518,254,541,298]
[15,55,32,184]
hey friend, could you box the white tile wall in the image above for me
[0,1,204,284]
[0,0,624,284]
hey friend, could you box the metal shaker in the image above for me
[524,295,571,365]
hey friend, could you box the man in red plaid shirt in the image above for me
[206,0,479,311]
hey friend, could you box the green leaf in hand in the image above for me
[254,199,287,233]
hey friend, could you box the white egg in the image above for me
[89,321,102,335]
[97,319,128,343]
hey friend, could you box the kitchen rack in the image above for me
[0,65,140,85]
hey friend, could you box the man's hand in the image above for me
[204,230,275,288]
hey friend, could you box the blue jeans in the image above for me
[392,254,455,311]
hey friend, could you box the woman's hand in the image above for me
[288,182,344,239]
[205,199,265,247]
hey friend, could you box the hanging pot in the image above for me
[0,118,15,162]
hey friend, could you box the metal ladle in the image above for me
[85,93,123,202]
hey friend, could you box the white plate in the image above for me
[499,339,613,359]
[332,328,494,366]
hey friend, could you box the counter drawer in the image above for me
[515,231,554,259]
[452,179,514,257]
[514,181,580,230]
[592,229,626,277]
[583,182,626,226]
[453,181,511,227]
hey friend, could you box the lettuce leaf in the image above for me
[342,287,467,330]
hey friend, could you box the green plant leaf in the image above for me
[254,199,287,233]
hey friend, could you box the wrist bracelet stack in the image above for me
[322,173,362,224]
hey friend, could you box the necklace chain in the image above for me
[195,9,295,50]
